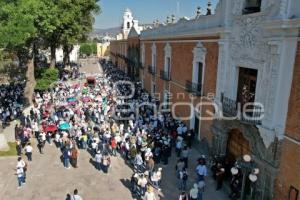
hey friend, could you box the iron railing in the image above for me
[160,70,171,81]
[185,80,202,96]
[148,65,156,75]
[220,93,263,125]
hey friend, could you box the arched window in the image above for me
[127,22,130,29]
[243,0,261,15]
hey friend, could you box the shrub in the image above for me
[35,68,58,91]
[80,43,97,56]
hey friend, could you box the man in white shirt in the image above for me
[71,189,83,200]
[25,143,33,161]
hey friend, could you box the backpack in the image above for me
[182,171,188,181]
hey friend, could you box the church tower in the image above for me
[122,8,133,39]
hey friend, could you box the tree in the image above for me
[35,68,58,90]
[33,0,61,68]
[57,0,100,66]
[80,43,92,56]
[0,0,37,59]
[0,0,40,105]
[80,43,97,56]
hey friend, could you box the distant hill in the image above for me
[92,27,121,37]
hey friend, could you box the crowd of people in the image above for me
[0,82,25,129]
[10,60,226,200]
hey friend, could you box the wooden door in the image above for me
[226,129,251,165]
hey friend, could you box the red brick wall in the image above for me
[170,83,192,125]
[275,139,300,200]
[144,43,152,92]
[170,42,195,86]
[202,42,219,95]
[109,40,128,72]
[275,42,300,200]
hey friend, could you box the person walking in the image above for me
[71,189,83,200]
[198,181,205,200]
[63,148,71,169]
[70,147,79,168]
[131,173,139,195]
[138,174,148,197]
[16,140,22,156]
[178,191,189,200]
[181,146,189,168]
[196,158,207,182]
[37,133,45,154]
[94,150,102,171]
[189,183,199,200]
[81,134,88,149]
[178,168,188,191]
[134,153,144,172]
[146,157,155,177]
[156,168,162,189]
[144,186,157,200]
[176,159,185,177]
[150,171,160,190]
[110,137,117,156]
[16,157,27,184]
[216,168,225,190]
[102,153,110,174]
[175,137,183,157]
[24,143,33,161]
[16,167,24,189]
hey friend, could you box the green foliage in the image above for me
[80,43,97,56]
[0,142,17,157]
[0,0,101,63]
[0,0,38,56]
[35,67,58,90]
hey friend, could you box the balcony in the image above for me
[185,81,202,96]
[220,93,263,125]
[148,65,156,75]
[160,70,171,81]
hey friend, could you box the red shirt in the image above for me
[111,139,117,149]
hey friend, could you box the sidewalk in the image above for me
[156,138,229,200]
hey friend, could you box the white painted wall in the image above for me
[56,45,80,63]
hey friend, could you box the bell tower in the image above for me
[122,8,133,39]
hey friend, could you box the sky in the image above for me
[94,0,219,29]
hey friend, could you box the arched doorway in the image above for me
[226,129,251,166]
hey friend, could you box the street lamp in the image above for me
[231,154,259,200]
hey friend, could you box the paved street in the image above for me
[0,58,228,200]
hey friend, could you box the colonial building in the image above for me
[110,1,300,199]
[211,1,300,199]
[97,35,115,58]
[140,15,219,143]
